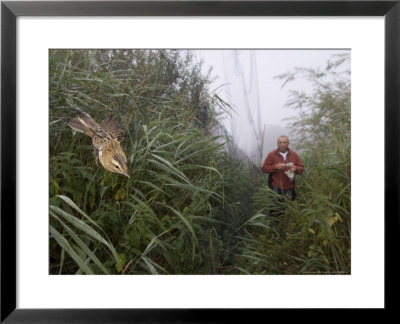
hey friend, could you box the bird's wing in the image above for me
[66,108,108,138]
[100,116,125,142]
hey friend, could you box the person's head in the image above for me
[277,135,289,153]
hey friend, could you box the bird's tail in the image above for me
[65,118,94,136]
[65,108,103,137]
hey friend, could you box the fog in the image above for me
[192,49,349,166]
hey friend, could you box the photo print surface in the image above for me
[49,49,351,275]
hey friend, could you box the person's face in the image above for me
[277,137,289,153]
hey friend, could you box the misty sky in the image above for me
[192,49,350,164]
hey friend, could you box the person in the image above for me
[262,135,304,199]
[262,136,304,236]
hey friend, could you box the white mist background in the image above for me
[193,49,350,166]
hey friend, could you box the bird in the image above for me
[65,108,130,178]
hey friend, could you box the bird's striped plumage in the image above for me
[65,108,130,178]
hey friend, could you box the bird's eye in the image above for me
[115,165,119,169]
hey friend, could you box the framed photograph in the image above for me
[1,0,398,321]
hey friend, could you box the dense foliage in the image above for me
[49,50,350,275]
[235,54,351,274]
[49,49,255,274]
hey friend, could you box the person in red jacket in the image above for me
[262,135,304,200]
[262,135,304,237]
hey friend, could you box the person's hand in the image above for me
[275,163,286,170]
[289,165,297,172]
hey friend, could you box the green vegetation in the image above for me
[235,54,351,274]
[49,50,350,275]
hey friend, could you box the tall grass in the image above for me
[234,54,351,274]
[49,49,256,274]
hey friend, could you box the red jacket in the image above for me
[261,149,304,190]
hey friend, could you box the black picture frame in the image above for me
[1,0,399,322]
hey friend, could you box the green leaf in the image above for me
[165,205,198,245]
[49,205,122,269]
[49,225,94,275]
[51,212,109,274]
[115,188,126,201]
[141,256,158,275]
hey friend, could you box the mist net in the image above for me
[199,50,265,167]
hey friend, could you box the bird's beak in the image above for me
[124,172,130,179]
